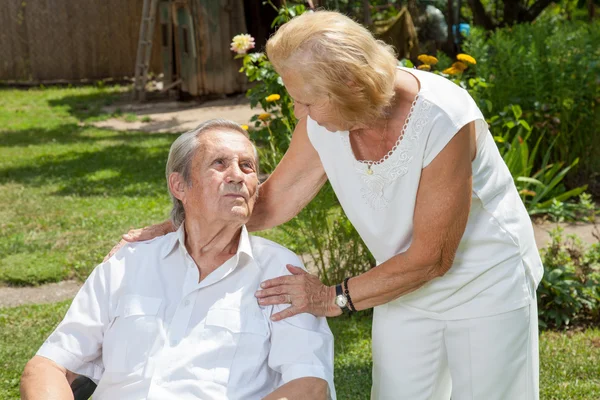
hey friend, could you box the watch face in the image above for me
[335,295,348,308]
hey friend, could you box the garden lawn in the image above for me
[0,86,178,284]
[0,301,599,399]
[0,86,288,286]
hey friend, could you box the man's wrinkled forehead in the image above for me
[195,129,257,163]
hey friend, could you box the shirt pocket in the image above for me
[202,307,269,386]
[103,295,162,375]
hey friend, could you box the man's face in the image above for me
[180,129,259,225]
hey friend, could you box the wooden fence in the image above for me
[0,0,162,82]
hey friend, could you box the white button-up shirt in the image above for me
[37,225,336,399]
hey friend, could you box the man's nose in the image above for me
[226,163,244,183]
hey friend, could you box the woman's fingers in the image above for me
[103,239,127,262]
[286,264,307,274]
[260,274,297,289]
[122,220,175,242]
[257,294,291,306]
[271,306,301,321]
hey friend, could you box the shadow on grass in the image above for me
[46,90,124,122]
[0,126,176,197]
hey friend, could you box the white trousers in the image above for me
[370,297,539,400]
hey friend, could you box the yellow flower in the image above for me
[258,113,271,121]
[230,34,255,55]
[240,124,249,130]
[452,61,468,71]
[417,54,439,65]
[456,53,477,65]
[442,67,461,75]
[417,64,431,71]
[265,94,281,102]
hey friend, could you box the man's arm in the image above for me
[265,255,336,399]
[263,377,328,400]
[21,356,74,400]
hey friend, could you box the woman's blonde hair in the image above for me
[266,11,398,126]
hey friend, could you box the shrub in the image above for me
[462,20,600,179]
[537,227,600,329]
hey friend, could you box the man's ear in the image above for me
[168,172,187,203]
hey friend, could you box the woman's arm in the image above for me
[256,122,476,319]
[248,117,327,231]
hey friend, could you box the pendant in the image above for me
[367,165,373,175]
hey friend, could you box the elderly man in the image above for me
[20,119,335,400]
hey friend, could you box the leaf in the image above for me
[518,120,531,131]
[511,104,523,119]
[516,177,545,187]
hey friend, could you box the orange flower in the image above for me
[240,124,249,130]
[417,64,431,71]
[258,113,271,121]
[442,67,461,75]
[452,61,468,71]
[417,54,438,65]
[457,53,477,65]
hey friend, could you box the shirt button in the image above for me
[171,339,179,346]
[184,299,191,307]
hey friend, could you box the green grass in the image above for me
[0,86,285,286]
[0,302,598,399]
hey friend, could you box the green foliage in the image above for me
[463,20,600,176]
[1,301,599,399]
[547,193,598,223]
[537,228,600,329]
[490,104,587,215]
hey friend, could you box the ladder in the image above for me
[132,0,159,101]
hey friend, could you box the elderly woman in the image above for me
[119,11,541,400]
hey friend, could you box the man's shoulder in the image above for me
[248,235,303,270]
[108,232,176,265]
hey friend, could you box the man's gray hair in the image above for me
[165,119,258,228]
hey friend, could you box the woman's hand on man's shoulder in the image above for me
[103,220,175,262]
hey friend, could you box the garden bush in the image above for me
[537,227,600,329]
[462,20,600,186]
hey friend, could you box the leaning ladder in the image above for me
[132,0,159,101]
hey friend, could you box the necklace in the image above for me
[362,117,389,175]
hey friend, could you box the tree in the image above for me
[467,0,556,28]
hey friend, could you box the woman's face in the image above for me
[281,71,348,132]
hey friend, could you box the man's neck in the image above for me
[184,218,243,260]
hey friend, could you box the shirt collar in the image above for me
[161,222,254,262]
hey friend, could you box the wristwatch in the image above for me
[335,283,351,314]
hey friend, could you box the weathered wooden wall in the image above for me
[0,0,162,82]
[189,0,248,95]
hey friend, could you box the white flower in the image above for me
[230,34,255,55]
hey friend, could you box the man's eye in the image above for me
[213,159,225,166]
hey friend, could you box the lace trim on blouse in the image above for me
[342,97,433,210]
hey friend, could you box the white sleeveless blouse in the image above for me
[307,67,543,319]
